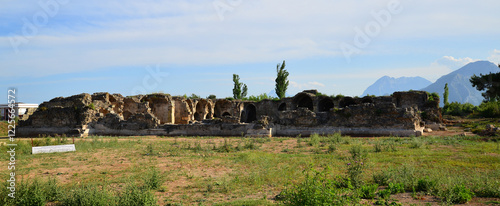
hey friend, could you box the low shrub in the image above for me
[243,139,259,150]
[373,142,383,152]
[15,179,47,206]
[307,133,320,147]
[347,145,367,188]
[278,166,358,205]
[477,101,500,117]
[372,171,390,186]
[443,102,476,116]
[215,138,233,153]
[440,184,474,204]
[416,177,437,194]
[387,182,405,194]
[62,184,116,206]
[327,144,336,153]
[409,137,424,149]
[118,183,158,206]
[0,177,62,206]
[377,189,391,200]
[360,184,378,199]
[144,167,163,190]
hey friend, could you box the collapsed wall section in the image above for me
[142,94,174,124]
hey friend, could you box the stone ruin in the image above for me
[17,90,442,137]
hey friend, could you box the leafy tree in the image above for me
[443,83,449,106]
[232,74,248,99]
[188,94,200,99]
[207,94,217,99]
[246,93,278,102]
[470,64,500,102]
[275,60,289,99]
[428,92,439,102]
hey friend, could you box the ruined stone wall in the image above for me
[193,99,213,121]
[173,97,193,124]
[142,94,174,124]
[18,90,440,137]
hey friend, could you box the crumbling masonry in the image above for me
[18,90,442,137]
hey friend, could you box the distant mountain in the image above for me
[422,61,499,106]
[362,76,432,96]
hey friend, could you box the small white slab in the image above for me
[32,144,76,154]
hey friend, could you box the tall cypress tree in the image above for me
[275,60,289,99]
[443,83,449,106]
[232,74,247,99]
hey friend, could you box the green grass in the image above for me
[0,121,8,137]
[0,134,499,205]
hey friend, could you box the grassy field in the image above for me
[0,121,8,137]
[1,133,499,205]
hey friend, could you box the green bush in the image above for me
[477,101,500,117]
[188,94,200,99]
[347,145,367,188]
[409,137,424,149]
[243,140,259,150]
[278,166,358,206]
[144,167,163,190]
[0,177,62,206]
[428,92,439,102]
[373,142,383,152]
[89,103,96,110]
[440,184,474,204]
[327,144,337,153]
[245,93,278,102]
[416,177,437,194]
[387,182,405,194]
[373,171,390,186]
[215,138,233,153]
[377,189,391,200]
[328,132,344,144]
[307,133,320,147]
[443,101,500,118]
[360,184,378,199]
[62,184,116,206]
[443,102,476,116]
[16,179,47,206]
[118,183,158,206]
[348,144,367,160]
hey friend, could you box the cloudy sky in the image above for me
[1,0,499,104]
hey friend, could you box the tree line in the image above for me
[442,64,500,117]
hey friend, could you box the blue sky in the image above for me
[1,0,499,104]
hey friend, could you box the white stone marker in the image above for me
[32,144,76,154]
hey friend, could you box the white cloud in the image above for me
[1,0,500,78]
[432,56,477,70]
[290,81,325,90]
[488,49,500,65]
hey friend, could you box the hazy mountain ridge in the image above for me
[362,76,432,96]
[422,61,499,106]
